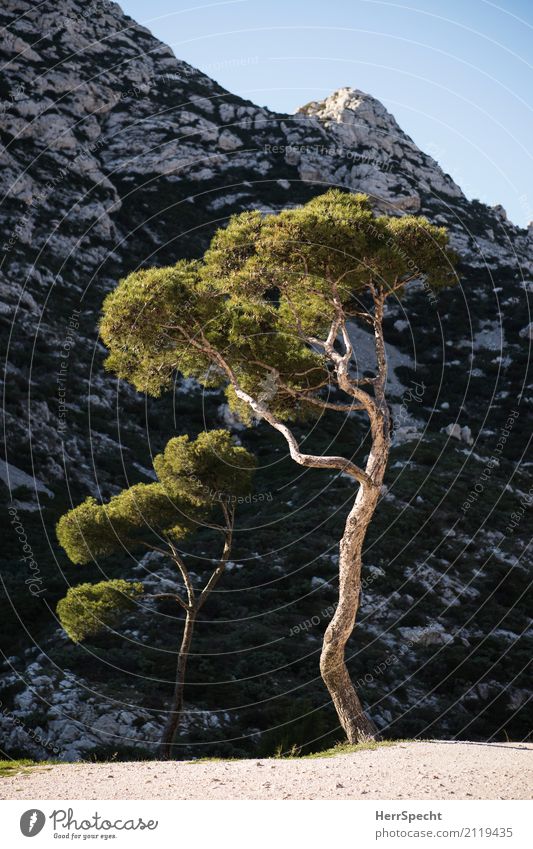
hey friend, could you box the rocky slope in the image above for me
[1,0,531,761]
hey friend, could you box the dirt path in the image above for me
[1,741,531,800]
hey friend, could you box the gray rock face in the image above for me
[0,654,159,760]
[0,648,231,760]
[443,423,474,446]
[296,86,463,206]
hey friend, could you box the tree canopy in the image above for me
[100,189,456,422]
[56,579,143,643]
[56,429,255,565]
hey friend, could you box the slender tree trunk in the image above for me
[158,608,196,759]
[157,525,232,760]
[320,413,390,743]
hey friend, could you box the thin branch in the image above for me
[248,359,328,391]
[196,502,234,612]
[247,359,364,411]
[235,385,371,486]
[171,321,372,486]
[370,285,388,404]
[138,541,176,559]
[166,537,195,607]
[294,394,366,413]
[321,316,379,420]
[345,309,375,326]
[145,592,188,611]
[384,273,421,295]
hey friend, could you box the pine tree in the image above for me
[56,429,255,757]
[100,189,457,742]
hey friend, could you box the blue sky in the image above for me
[120,0,533,227]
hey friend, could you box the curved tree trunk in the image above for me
[320,412,390,742]
[225,296,392,743]
[158,608,196,760]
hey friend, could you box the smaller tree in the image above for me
[56,430,255,758]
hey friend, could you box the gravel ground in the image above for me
[1,741,531,800]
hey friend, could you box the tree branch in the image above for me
[369,285,388,404]
[384,273,421,295]
[145,592,188,611]
[322,315,379,420]
[234,385,371,486]
[166,538,196,608]
[196,503,234,612]
[171,321,372,486]
[248,360,365,412]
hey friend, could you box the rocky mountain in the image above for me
[1,0,531,761]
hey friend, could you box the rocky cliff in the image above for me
[1,0,531,760]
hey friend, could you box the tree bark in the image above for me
[158,607,196,760]
[320,414,389,742]
[157,523,232,759]
[320,299,391,742]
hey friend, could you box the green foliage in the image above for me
[56,430,255,565]
[56,580,144,643]
[206,190,456,307]
[55,484,194,564]
[100,189,457,420]
[203,190,454,304]
[100,260,216,396]
[154,429,256,506]
[0,759,40,776]
[302,739,401,759]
